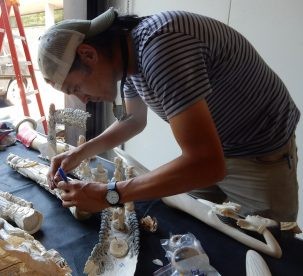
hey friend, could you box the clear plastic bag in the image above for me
[154,233,220,276]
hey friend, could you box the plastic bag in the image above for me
[154,233,220,276]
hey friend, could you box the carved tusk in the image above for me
[6,153,88,220]
[246,250,272,276]
[162,193,282,258]
[14,116,73,156]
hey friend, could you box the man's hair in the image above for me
[38,7,144,89]
[70,14,142,72]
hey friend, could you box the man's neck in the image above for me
[126,33,139,75]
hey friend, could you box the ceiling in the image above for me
[17,0,63,15]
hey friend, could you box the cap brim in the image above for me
[88,7,116,38]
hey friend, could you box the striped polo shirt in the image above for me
[124,10,300,156]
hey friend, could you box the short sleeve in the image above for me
[141,32,212,119]
[124,78,139,98]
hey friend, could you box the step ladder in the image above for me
[0,0,47,134]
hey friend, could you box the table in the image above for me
[1,141,303,275]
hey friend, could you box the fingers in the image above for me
[56,180,70,191]
[50,156,59,175]
[57,181,77,208]
[49,177,57,190]
[47,169,63,189]
[47,156,60,189]
[48,153,70,189]
[62,200,76,208]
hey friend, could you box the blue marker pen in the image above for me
[58,167,69,183]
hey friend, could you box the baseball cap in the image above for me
[37,7,116,91]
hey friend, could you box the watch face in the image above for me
[106,190,120,205]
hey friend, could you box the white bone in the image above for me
[237,215,278,234]
[47,103,90,158]
[6,153,88,220]
[124,166,135,212]
[213,202,242,220]
[246,250,272,276]
[0,191,43,234]
[0,218,71,275]
[91,162,108,183]
[0,191,32,208]
[112,207,126,231]
[162,193,282,258]
[14,117,73,157]
[84,208,139,276]
[109,237,129,258]
[112,156,124,182]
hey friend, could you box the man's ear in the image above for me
[76,44,98,65]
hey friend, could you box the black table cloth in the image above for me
[1,141,303,275]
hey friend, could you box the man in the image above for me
[38,8,300,224]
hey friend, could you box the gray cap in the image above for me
[37,7,116,90]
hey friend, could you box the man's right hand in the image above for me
[47,150,82,189]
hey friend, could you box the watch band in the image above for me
[107,180,117,191]
[106,181,123,207]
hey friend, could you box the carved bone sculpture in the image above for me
[84,164,140,276]
[48,103,91,159]
[91,162,109,183]
[0,191,43,234]
[6,153,87,220]
[72,135,93,181]
[246,250,272,276]
[15,103,90,160]
[15,117,72,157]
[83,205,140,276]
[0,218,72,275]
[112,156,124,182]
[162,193,282,258]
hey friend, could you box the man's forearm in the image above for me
[117,150,226,203]
[76,117,145,160]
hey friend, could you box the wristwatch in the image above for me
[105,181,123,207]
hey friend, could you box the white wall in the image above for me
[121,0,303,234]
[131,0,231,22]
[126,0,231,169]
[63,0,86,19]
[228,0,303,238]
[63,0,87,146]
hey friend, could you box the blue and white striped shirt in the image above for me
[125,11,300,156]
